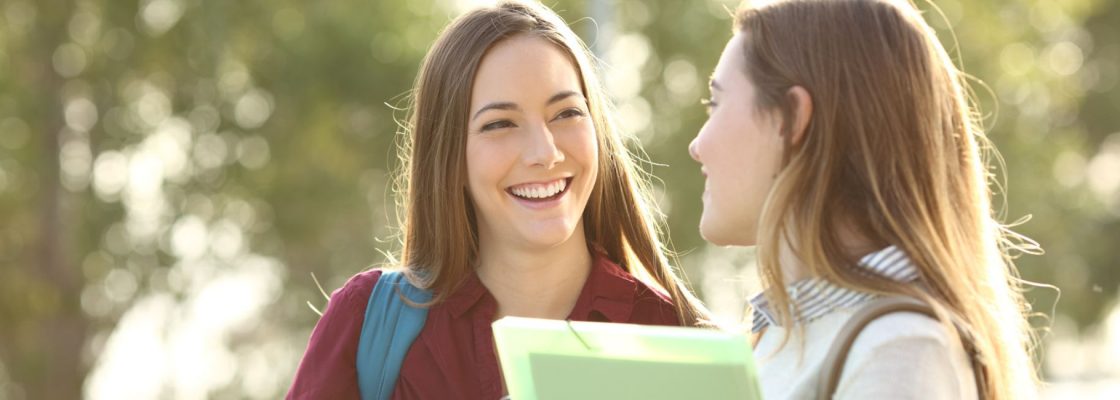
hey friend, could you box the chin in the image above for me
[700,222,753,247]
[700,233,733,247]
[698,226,726,246]
[520,223,580,248]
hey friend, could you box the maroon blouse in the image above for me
[286,254,682,399]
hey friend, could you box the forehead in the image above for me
[713,34,748,87]
[470,35,583,106]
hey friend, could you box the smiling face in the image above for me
[466,34,598,251]
[689,33,785,246]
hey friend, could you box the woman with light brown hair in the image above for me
[286,1,707,399]
[690,0,1037,398]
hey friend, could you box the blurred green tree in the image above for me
[0,0,1116,398]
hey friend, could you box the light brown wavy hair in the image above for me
[390,1,708,325]
[737,0,1038,397]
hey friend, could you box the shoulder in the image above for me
[850,311,959,350]
[836,311,976,399]
[591,255,681,325]
[324,269,384,314]
[285,269,387,399]
[630,273,680,325]
[844,310,967,368]
[633,279,674,306]
[336,269,384,298]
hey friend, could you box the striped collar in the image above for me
[748,245,921,333]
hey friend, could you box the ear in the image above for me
[785,86,813,146]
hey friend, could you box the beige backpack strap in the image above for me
[816,296,985,400]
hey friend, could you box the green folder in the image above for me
[492,317,762,400]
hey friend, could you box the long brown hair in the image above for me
[736,0,1037,397]
[391,1,708,325]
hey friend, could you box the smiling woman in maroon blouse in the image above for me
[286,2,709,399]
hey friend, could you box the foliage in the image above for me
[0,0,1115,398]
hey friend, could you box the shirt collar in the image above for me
[444,251,640,322]
[445,267,490,319]
[748,245,921,333]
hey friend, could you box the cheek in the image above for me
[707,117,751,173]
[708,114,780,194]
[558,121,599,172]
[741,144,785,205]
[464,138,507,195]
[464,140,482,187]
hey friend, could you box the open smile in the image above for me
[506,177,573,204]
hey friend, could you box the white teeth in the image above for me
[511,179,567,199]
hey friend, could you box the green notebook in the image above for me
[492,317,762,400]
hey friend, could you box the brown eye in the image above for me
[553,108,585,121]
[481,120,515,132]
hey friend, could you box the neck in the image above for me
[775,219,880,283]
[777,240,810,282]
[475,227,593,321]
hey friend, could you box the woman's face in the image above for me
[689,33,785,246]
[466,35,598,251]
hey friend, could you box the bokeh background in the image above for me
[1,0,1117,398]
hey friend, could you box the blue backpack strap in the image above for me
[356,270,432,400]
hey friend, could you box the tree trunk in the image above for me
[12,1,89,398]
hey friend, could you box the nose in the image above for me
[524,122,564,168]
[688,135,701,163]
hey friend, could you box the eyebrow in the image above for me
[547,90,582,105]
[471,90,584,121]
[472,102,518,121]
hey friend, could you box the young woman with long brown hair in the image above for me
[287,1,707,399]
[690,0,1037,398]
